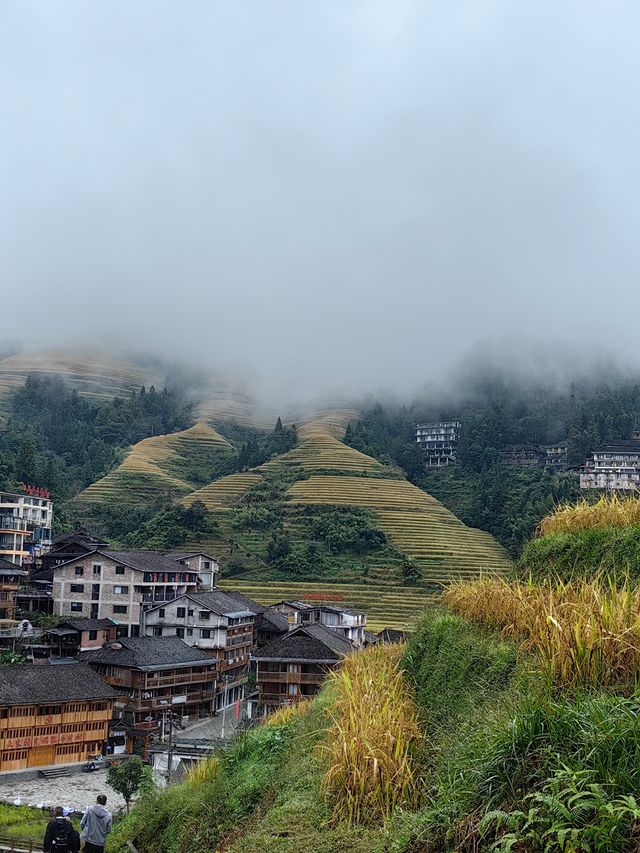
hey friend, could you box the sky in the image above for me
[2,1,640,399]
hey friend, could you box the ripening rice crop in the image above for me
[323,644,423,825]
[444,575,640,689]
[539,494,640,535]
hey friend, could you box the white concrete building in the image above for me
[0,489,53,566]
[164,551,219,589]
[270,601,367,647]
[580,441,640,491]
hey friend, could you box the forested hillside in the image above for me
[346,370,640,555]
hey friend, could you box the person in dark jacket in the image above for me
[43,807,80,852]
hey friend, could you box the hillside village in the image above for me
[1,357,640,851]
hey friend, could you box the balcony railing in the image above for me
[147,672,217,688]
[257,671,327,684]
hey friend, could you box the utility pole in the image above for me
[220,678,228,741]
[166,713,175,784]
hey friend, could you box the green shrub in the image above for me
[519,525,640,582]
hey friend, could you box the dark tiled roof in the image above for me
[81,636,213,669]
[259,608,290,633]
[58,618,117,632]
[165,551,218,562]
[594,441,640,453]
[253,622,353,662]
[377,628,408,643]
[0,663,118,706]
[185,590,263,617]
[51,531,109,547]
[0,557,26,576]
[55,550,199,574]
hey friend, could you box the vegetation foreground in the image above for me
[105,565,640,852]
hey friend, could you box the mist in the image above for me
[3,1,640,400]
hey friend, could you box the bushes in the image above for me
[402,610,518,728]
[520,525,640,582]
[400,611,640,852]
[108,718,301,852]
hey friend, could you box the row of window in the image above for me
[1,702,109,718]
[69,584,130,594]
[152,627,218,639]
[70,603,128,614]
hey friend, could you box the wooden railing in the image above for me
[0,835,42,852]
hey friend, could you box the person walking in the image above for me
[80,794,112,853]
[43,806,80,852]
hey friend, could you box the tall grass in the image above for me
[323,644,423,825]
[443,576,640,689]
[539,494,640,535]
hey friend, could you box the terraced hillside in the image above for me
[179,411,511,586]
[219,579,436,633]
[74,422,234,506]
[0,349,161,406]
[288,475,509,584]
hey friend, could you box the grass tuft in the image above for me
[444,575,640,689]
[323,644,423,825]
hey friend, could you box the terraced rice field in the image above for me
[218,579,437,633]
[288,475,511,583]
[183,472,262,511]
[75,422,233,506]
[260,432,388,474]
[197,384,278,430]
[0,349,160,406]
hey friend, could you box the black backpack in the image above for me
[51,818,72,850]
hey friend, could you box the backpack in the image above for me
[51,818,72,850]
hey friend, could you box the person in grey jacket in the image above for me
[80,795,112,853]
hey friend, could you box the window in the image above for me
[187,609,194,617]
[199,611,210,620]
[70,603,83,612]
[200,629,211,639]
[113,605,128,614]
[115,565,125,575]
[114,586,129,595]
[186,629,193,637]
[88,630,97,641]
[177,607,185,618]
[176,628,184,639]
[74,567,84,577]
[70,584,84,593]
[153,626,163,636]
[203,561,211,569]
[93,565,101,575]
[158,609,165,618]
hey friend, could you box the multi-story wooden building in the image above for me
[141,590,263,711]
[0,489,53,567]
[82,636,218,727]
[580,441,640,490]
[252,623,353,712]
[52,550,199,636]
[46,618,118,659]
[0,557,27,620]
[0,664,117,771]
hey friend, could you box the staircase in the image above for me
[37,767,70,779]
